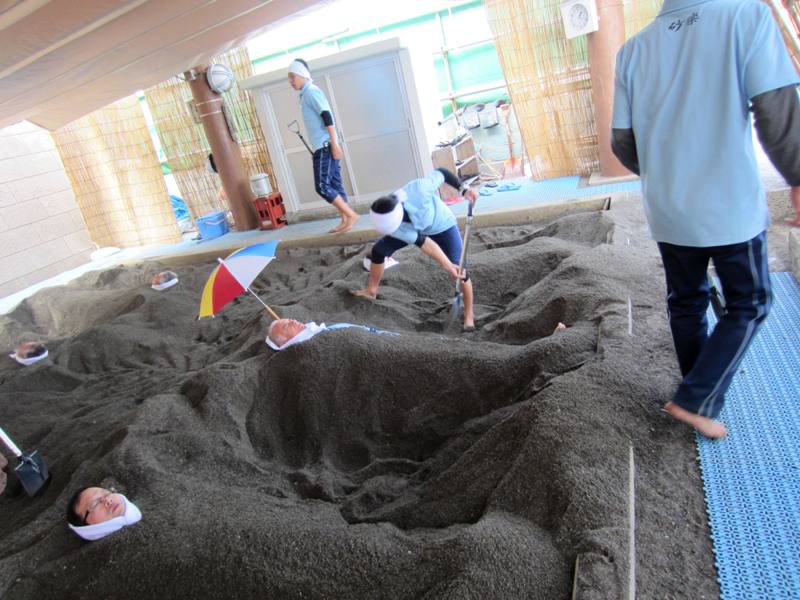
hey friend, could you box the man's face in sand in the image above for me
[152,271,174,286]
[16,342,45,358]
[288,72,307,91]
[270,319,306,347]
[76,487,125,525]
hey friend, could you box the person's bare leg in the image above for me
[329,196,358,233]
[664,401,728,439]
[352,261,385,298]
[462,279,474,329]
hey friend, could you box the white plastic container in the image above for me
[249,173,271,197]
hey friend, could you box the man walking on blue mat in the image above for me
[612,0,800,438]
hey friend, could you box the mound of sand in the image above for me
[0,199,718,599]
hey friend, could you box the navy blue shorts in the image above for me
[371,225,465,271]
[312,145,347,204]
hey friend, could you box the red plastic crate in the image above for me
[253,192,287,230]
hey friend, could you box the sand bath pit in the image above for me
[0,199,718,599]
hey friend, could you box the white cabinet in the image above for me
[241,39,433,215]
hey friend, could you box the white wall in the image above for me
[0,122,93,299]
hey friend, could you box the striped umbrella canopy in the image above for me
[198,240,280,319]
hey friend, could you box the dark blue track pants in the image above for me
[657,230,771,418]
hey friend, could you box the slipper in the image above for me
[479,188,495,197]
[486,181,499,188]
[363,257,399,271]
[444,196,465,205]
[497,182,522,192]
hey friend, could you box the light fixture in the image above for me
[560,0,600,40]
[206,63,235,94]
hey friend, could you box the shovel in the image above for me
[287,120,313,156]
[0,425,51,497]
[446,199,475,331]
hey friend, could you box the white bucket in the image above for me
[250,173,271,197]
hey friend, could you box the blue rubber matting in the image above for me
[698,271,800,599]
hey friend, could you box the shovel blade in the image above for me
[444,293,464,334]
[15,451,50,497]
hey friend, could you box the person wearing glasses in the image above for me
[66,486,142,541]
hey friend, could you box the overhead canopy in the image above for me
[0,0,324,130]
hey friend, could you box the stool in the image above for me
[253,192,287,230]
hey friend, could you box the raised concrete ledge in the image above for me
[143,195,611,268]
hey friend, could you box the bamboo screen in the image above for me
[767,0,800,71]
[53,96,181,248]
[483,0,666,179]
[144,47,275,223]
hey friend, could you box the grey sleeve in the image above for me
[751,85,800,186]
[611,129,640,175]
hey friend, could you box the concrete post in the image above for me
[587,0,630,177]
[186,66,258,230]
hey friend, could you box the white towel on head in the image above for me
[9,349,48,366]
[266,321,325,351]
[288,60,311,81]
[68,495,142,541]
[151,277,179,291]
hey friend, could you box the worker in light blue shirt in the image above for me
[612,0,800,439]
[352,168,478,330]
[288,58,358,234]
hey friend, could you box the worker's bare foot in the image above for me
[351,288,377,299]
[329,221,346,233]
[336,214,358,233]
[784,217,800,227]
[554,322,567,333]
[664,402,728,439]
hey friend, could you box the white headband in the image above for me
[370,191,405,235]
[9,349,48,366]
[69,495,142,541]
[288,60,311,81]
[151,277,178,291]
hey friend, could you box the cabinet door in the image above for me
[326,55,420,199]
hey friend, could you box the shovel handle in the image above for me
[0,425,23,457]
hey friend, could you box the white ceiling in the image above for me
[0,0,326,130]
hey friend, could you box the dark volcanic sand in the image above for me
[0,198,719,599]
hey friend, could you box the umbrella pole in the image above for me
[246,287,280,320]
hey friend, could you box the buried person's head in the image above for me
[267,319,307,348]
[151,270,178,289]
[9,341,48,366]
[66,486,142,541]
[15,342,46,359]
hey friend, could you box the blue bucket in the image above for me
[196,210,229,240]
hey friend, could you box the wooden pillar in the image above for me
[587,0,630,177]
[186,66,258,230]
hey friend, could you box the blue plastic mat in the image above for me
[698,271,800,599]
